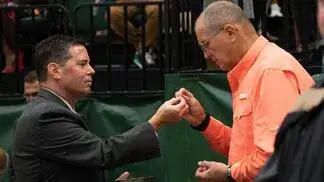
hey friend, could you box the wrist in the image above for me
[148,115,162,131]
[191,112,210,131]
[192,112,207,127]
[226,166,233,182]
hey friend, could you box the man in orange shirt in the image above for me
[176,1,314,181]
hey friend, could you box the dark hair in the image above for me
[33,35,86,82]
[24,70,38,83]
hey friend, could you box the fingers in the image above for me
[180,94,192,104]
[197,166,208,173]
[175,88,193,98]
[170,97,189,113]
[195,166,208,179]
[198,160,212,168]
[195,161,213,180]
[175,88,198,108]
[164,97,189,120]
[168,97,187,108]
[179,103,189,118]
[168,97,183,105]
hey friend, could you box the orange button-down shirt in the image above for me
[202,36,314,182]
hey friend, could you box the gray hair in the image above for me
[202,1,249,36]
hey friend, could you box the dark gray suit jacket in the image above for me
[12,89,160,182]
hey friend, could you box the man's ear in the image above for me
[47,63,62,80]
[223,24,238,42]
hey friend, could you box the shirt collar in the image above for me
[43,88,77,113]
[227,36,269,84]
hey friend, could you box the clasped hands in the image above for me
[149,88,228,182]
[149,88,206,130]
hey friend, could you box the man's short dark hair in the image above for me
[24,70,38,83]
[33,35,86,82]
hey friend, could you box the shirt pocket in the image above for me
[233,99,254,154]
[234,100,252,120]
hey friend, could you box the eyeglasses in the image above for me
[198,28,224,51]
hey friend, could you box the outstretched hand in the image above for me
[175,88,206,126]
[149,97,189,130]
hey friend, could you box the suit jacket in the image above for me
[12,89,160,182]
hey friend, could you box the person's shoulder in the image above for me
[259,42,300,70]
[19,96,72,122]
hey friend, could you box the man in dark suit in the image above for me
[12,35,189,182]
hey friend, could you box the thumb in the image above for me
[115,171,129,181]
[169,97,185,105]
[195,168,207,179]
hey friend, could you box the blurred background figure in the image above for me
[103,0,159,69]
[24,70,39,103]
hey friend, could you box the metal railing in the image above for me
[0,4,68,94]
[166,0,204,72]
[0,0,322,97]
[72,1,165,93]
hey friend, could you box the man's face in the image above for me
[24,81,40,102]
[195,19,235,71]
[318,0,324,37]
[57,45,95,98]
